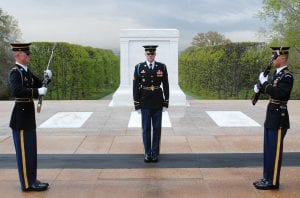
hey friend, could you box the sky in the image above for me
[1,0,266,51]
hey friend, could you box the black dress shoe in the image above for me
[36,180,49,186]
[254,180,279,190]
[151,155,159,163]
[144,155,152,163]
[23,181,49,192]
[253,178,266,186]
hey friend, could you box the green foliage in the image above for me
[0,7,21,99]
[258,0,300,99]
[258,0,300,49]
[0,8,21,44]
[29,42,119,100]
[292,75,300,98]
[191,31,231,47]
[179,42,286,99]
[0,84,9,99]
[258,0,300,63]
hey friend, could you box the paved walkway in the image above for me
[0,100,299,197]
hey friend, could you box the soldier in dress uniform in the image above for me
[133,45,169,163]
[8,43,52,192]
[253,47,294,190]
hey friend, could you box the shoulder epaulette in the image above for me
[283,69,293,78]
[9,66,24,87]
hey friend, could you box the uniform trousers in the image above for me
[12,128,37,190]
[141,108,162,157]
[263,127,287,186]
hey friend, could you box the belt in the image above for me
[269,98,287,105]
[142,85,160,91]
[15,98,33,102]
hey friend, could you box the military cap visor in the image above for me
[143,45,158,53]
[11,43,32,53]
[270,46,290,55]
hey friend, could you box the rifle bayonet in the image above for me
[37,44,56,113]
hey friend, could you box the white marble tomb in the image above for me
[110,29,187,107]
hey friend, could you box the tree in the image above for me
[258,0,300,99]
[258,0,300,51]
[29,42,119,100]
[0,8,21,44]
[0,8,21,99]
[179,43,274,99]
[191,31,231,47]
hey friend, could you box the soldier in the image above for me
[8,43,52,192]
[253,47,294,190]
[133,45,169,163]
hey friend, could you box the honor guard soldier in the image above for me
[253,47,294,190]
[133,45,169,163]
[8,43,52,192]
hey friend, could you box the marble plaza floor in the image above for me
[0,99,300,197]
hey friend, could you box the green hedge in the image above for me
[179,42,299,99]
[29,42,119,100]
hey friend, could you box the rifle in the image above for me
[251,51,279,105]
[37,44,56,113]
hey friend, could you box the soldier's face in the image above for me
[22,52,31,64]
[273,55,287,68]
[145,52,156,62]
[15,52,31,65]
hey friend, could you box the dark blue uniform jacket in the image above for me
[8,64,42,130]
[261,67,294,129]
[133,61,169,110]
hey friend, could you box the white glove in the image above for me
[44,69,52,79]
[259,72,268,84]
[253,84,260,93]
[163,107,167,112]
[38,87,47,96]
[136,109,141,114]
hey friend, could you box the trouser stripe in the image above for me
[20,129,29,189]
[273,128,282,185]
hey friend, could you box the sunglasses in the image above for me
[146,52,155,56]
[23,51,31,56]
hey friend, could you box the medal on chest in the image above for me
[140,70,146,82]
[140,70,146,75]
[272,78,279,87]
[156,70,163,77]
[23,76,29,86]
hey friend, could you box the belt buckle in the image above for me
[150,85,154,91]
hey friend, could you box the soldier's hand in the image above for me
[163,100,169,108]
[44,69,52,79]
[253,84,260,93]
[259,72,268,84]
[38,87,47,96]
